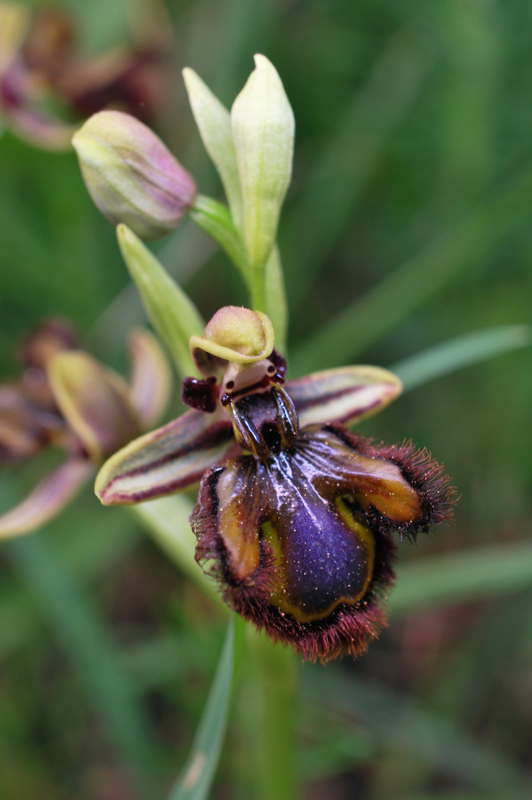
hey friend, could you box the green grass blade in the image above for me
[304,666,532,793]
[285,26,433,312]
[0,503,140,662]
[6,535,159,799]
[292,163,532,375]
[168,614,245,800]
[391,540,532,616]
[392,325,531,391]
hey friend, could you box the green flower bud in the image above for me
[231,55,295,270]
[72,110,196,240]
[190,306,275,375]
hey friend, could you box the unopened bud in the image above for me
[72,110,196,240]
[190,306,275,376]
[231,55,294,270]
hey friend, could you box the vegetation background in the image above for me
[1,0,532,798]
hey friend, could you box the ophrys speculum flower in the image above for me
[96,307,454,661]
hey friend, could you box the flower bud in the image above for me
[72,110,196,240]
[231,55,294,270]
[190,306,275,376]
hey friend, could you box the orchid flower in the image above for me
[95,307,454,661]
[71,54,455,660]
[0,318,171,538]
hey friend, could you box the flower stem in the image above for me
[250,262,267,315]
[249,634,300,800]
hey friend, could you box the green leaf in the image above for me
[117,224,204,375]
[304,666,532,793]
[7,535,160,799]
[168,615,245,800]
[391,540,532,616]
[292,163,532,374]
[189,195,250,281]
[392,325,531,391]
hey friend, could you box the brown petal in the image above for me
[95,409,234,505]
[0,382,63,461]
[1,61,75,149]
[47,351,141,463]
[192,423,454,662]
[21,317,78,370]
[0,458,93,539]
[127,328,172,429]
[286,366,401,428]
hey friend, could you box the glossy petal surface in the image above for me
[96,410,234,505]
[0,458,93,538]
[286,366,401,428]
[193,423,452,660]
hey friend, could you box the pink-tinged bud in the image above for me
[72,110,196,240]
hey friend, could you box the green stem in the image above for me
[189,195,250,282]
[250,262,267,314]
[263,245,288,352]
[249,634,300,800]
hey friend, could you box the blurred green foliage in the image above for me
[1,1,532,799]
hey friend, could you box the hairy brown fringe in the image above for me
[192,461,399,662]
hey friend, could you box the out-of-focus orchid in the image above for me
[0,3,170,149]
[0,318,171,538]
[96,307,454,661]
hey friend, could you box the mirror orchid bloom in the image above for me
[96,307,454,661]
[0,318,171,539]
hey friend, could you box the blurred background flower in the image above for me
[0,0,172,148]
[0,318,171,539]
